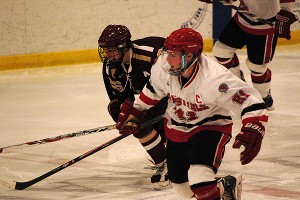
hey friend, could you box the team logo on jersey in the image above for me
[168,93,209,113]
[110,68,117,79]
[109,78,124,91]
[218,83,229,93]
[195,94,203,104]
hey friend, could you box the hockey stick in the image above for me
[217,0,274,26]
[0,125,116,154]
[0,114,165,190]
[1,113,165,153]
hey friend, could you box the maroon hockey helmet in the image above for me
[98,24,131,48]
[164,28,203,56]
[98,24,132,62]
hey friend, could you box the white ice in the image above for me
[0,45,300,200]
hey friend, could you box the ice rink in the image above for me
[0,45,299,200]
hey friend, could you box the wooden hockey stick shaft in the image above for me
[218,0,274,26]
[0,125,116,153]
[1,114,164,190]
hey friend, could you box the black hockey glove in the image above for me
[108,99,123,123]
[275,9,297,40]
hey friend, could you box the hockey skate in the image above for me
[263,90,275,111]
[150,161,172,189]
[218,174,242,200]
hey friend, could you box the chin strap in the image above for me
[179,53,201,75]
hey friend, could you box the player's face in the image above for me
[103,47,122,62]
[166,50,182,72]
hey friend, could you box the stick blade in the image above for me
[0,176,16,189]
[15,181,32,190]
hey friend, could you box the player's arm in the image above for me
[116,57,167,134]
[229,87,268,165]
[116,84,166,135]
[102,62,114,101]
[102,65,120,123]
[212,71,268,165]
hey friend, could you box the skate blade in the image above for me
[153,181,173,190]
[266,106,275,111]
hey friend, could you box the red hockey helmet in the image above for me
[164,28,203,55]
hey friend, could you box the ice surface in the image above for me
[0,45,299,199]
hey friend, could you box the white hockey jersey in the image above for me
[234,0,295,35]
[134,53,268,142]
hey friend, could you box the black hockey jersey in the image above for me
[102,37,165,102]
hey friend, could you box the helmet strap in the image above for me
[181,53,187,72]
[180,52,200,74]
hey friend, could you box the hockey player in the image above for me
[116,28,268,199]
[199,0,297,111]
[98,24,169,188]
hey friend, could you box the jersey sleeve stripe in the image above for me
[242,115,269,125]
[241,103,267,116]
[139,92,160,106]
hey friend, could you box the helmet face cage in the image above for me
[163,28,203,76]
[98,42,130,63]
[98,47,106,63]
[98,24,132,63]
[160,49,185,76]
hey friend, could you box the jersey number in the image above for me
[174,108,197,122]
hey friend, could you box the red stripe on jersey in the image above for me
[213,134,231,169]
[139,92,160,106]
[165,118,233,143]
[184,62,200,88]
[242,115,269,126]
